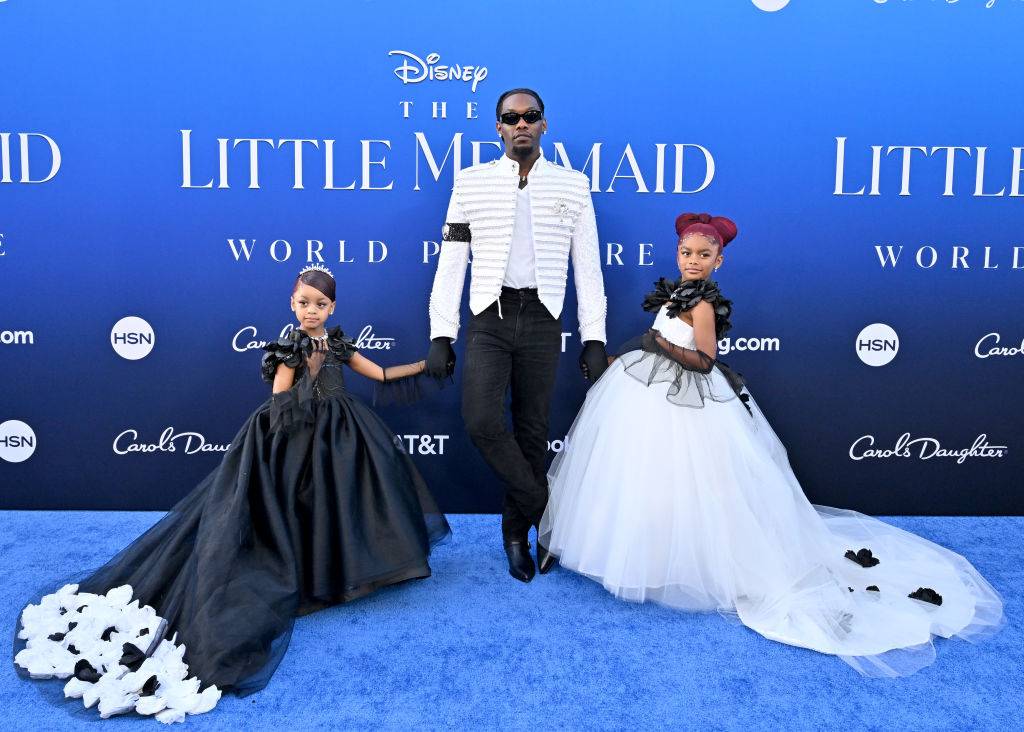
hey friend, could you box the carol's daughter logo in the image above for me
[232,324,394,352]
[113,428,230,456]
[388,51,488,92]
[850,433,1007,464]
[975,333,1023,359]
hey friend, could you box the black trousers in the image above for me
[462,287,562,540]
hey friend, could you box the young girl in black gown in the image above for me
[15,264,450,722]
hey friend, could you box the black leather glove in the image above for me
[426,337,456,379]
[579,340,608,382]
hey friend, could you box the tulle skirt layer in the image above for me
[539,360,1003,677]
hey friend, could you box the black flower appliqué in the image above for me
[119,642,147,672]
[844,548,880,568]
[74,659,102,683]
[908,587,943,606]
[261,331,305,382]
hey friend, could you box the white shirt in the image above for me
[503,186,537,289]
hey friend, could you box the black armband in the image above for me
[442,222,471,243]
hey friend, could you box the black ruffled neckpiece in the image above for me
[642,277,733,338]
[260,326,357,383]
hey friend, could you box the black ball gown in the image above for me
[14,326,450,722]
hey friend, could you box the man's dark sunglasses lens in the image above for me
[500,111,544,125]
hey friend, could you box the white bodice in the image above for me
[652,305,696,349]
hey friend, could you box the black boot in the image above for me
[536,541,557,575]
[503,539,536,583]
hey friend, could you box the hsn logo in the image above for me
[0,420,36,463]
[111,316,155,360]
[856,323,900,367]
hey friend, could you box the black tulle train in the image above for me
[80,389,448,694]
[19,327,450,704]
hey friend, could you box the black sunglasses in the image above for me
[499,110,544,125]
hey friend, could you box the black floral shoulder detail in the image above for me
[642,277,733,337]
[261,330,307,383]
[908,587,943,606]
[325,326,359,363]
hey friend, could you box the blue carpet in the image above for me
[1,512,1020,730]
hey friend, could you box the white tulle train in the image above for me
[540,311,1004,677]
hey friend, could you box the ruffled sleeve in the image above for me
[261,331,306,383]
[642,277,733,338]
[326,327,359,363]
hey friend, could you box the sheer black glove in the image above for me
[426,337,456,379]
[579,340,609,382]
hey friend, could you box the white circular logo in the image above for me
[855,323,899,367]
[111,316,155,360]
[751,0,790,11]
[0,420,36,463]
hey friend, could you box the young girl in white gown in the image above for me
[539,213,1004,677]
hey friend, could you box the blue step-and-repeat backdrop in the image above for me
[1,1,1021,514]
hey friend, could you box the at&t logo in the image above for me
[855,323,899,366]
[398,434,449,455]
[111,317,155,360]
[0,420,36,463]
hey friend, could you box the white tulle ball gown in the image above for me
[539,298,1004,677]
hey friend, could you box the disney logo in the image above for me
[850,433,1007,464]
[975,333,1023,359]
[388,50,488,92]
[114,427,230,456]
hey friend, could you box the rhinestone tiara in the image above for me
[298,262,334,279]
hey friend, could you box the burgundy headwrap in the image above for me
[675,213,738,248]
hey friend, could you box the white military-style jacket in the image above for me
[428,151,607,344]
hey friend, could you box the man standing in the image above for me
[426,88,608,582]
